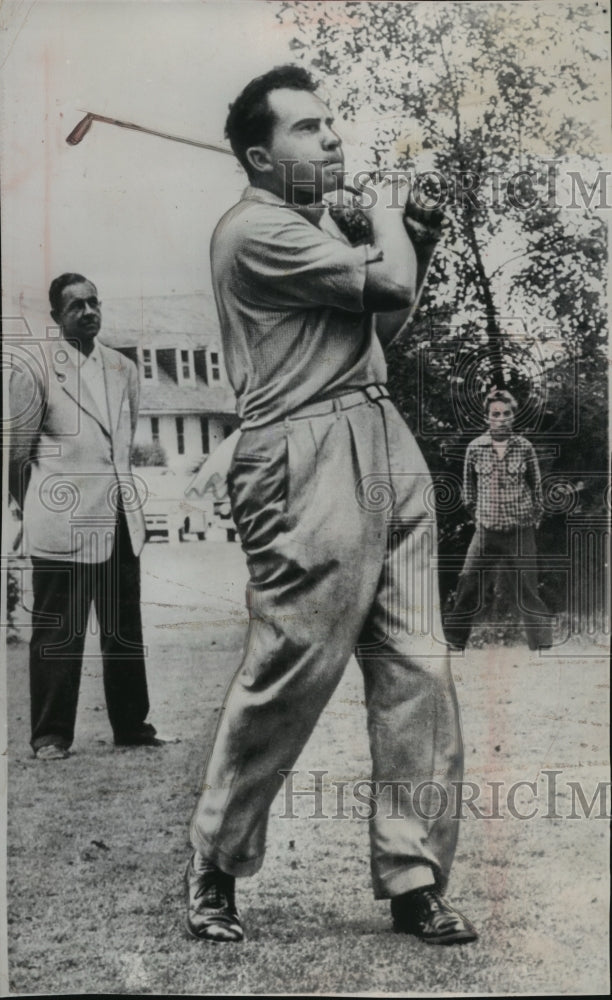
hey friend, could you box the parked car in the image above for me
[139,468,198,543]
[141,465,235,542]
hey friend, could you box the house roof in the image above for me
[139,371,237,416]
[100,294,237,415]
[13,292,223,349]
[98,292,222,348]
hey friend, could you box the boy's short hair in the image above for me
[484,388,518,414]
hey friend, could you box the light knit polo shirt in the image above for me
[210,186,387,429]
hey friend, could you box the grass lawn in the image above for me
[4,542,610,995]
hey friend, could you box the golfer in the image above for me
[185,65,477,946]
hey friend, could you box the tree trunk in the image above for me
[462,206,505,388]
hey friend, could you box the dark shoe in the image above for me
[114,723,170,747]
[391,886,478,945]
[34,744,70,761]
[185,853,244,942]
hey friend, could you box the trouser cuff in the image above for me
[189,835,263,878]
[376,864,437,899]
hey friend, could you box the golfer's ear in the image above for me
[245,145,273,175]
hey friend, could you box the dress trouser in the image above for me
[190,396,464,899]
[29,511,150,751]
[445,525,553,650]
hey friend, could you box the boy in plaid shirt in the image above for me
[446,389,553,651]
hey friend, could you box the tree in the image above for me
[279,0,608,628]
[280,2,606,358]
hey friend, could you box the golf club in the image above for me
[66,112,233,156]
[65,112,445,229]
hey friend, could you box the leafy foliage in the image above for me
[281,1,608,618]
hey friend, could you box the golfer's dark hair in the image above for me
[484,388,518,414]
[225,64,319,175]
[49,273,91,315]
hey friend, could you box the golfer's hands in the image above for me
[353,172,412,224]
[351,171,447,241]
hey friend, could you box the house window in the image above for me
[142,348,154,380]
[176,417,185,455]
[210,351,221,382]
[180,349,193,381]
[151,416,160,444]
[138,346,157,381]
[174,348,195,385]
[200,417,210,454]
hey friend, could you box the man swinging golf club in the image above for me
[185,65,478,946]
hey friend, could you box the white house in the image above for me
[100,293,239,475]
[99,293,239,540]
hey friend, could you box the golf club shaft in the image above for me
[66,112,233,156]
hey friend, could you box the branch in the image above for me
[489,250,536,280]
[490,231,576,280]
[436,18,462,148]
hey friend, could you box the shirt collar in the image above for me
[242,185,326,226]
[483,432,517,447]
[62,337,101,368]
[242,185,286,206]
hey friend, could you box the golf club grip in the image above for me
[329,199,446,247]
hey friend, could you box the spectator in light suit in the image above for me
[9,273,165,760]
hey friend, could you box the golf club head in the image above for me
[66,114,94,146]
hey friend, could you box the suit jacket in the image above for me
[9,337,146,563]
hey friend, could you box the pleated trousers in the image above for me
[191,395,464,898]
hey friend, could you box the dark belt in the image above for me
[285,384,390,422]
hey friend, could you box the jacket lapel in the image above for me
[99,343,128,441]
[53,345,111,436]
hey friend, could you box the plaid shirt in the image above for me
[463,433,543,530]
